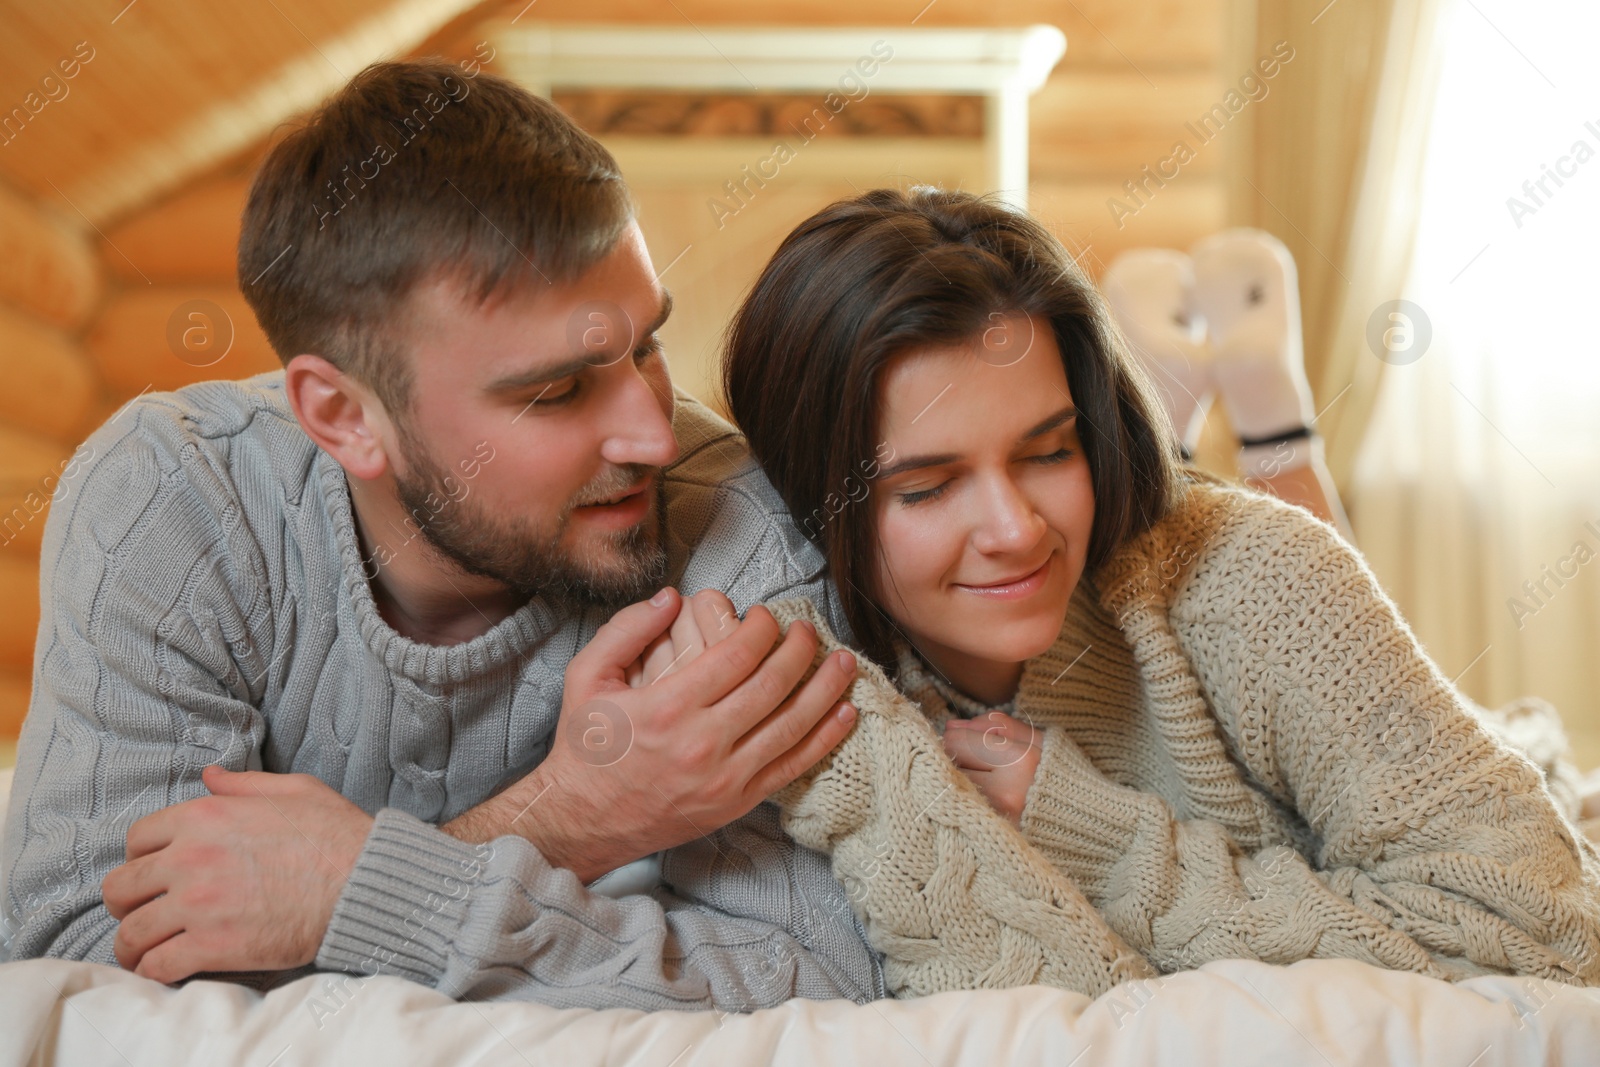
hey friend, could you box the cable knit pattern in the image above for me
[1,372,885,1009]
[766,596,1157,999]
[767,472,1600,995]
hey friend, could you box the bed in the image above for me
[4,766,1600,1066]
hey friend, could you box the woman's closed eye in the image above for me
[894,449,1076,507]
[896,481,949,506]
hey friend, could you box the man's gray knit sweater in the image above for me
[0,371,886,1011]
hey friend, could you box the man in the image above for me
[0,58,885,1012]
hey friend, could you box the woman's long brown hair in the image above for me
[723,187,1182,669]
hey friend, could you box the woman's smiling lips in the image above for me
[954,554,1054,600]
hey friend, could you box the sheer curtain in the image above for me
[1349,0,1600,768]
[1228,0,1448,487]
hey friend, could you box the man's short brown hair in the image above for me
[238,58,634,413]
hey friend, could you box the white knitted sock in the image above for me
[1102,249,1211,459]
[1190,229,1318,477]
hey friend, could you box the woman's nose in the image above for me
[970,475,1047,555]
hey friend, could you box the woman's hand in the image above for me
[942,711,1043,825]
[626,588,741,687]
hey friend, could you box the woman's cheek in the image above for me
[877,509,953,607]
[1045,462,1095,539]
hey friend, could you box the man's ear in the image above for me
[283,354,396,481]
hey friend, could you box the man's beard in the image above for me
[392,426,668,614]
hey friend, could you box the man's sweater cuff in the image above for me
[1019,727,1151,898]
[316,807,488,987]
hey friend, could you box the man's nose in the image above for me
[599,362,678,470]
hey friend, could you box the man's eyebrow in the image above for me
[874,406,1078,480]
[483,290,674,394]
[640,289,674,338]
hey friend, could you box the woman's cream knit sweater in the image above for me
[766,474,1600,999]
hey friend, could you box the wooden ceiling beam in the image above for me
[56,0,487,227]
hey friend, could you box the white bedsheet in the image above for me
[2,954,1598,1066]
[5,766,1600,1066]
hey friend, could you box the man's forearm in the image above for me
[323,806,883,1010]
[439,765,632,883]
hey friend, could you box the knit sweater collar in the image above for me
[1015,472,1275,843]
[318,450,568,684]
[891,639,1020,724]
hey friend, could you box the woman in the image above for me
[644,187,1600,999]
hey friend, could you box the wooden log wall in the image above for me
[0,165,280,739]
[496,0,1233,274]
[1,0,1231,745]
[0,178,100,736]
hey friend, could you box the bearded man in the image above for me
[0,59,883,1012]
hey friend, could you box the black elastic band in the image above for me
[1237,425,1314,449]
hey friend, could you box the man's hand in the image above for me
[102,765,373,983]
[447,587,857,881]
[943,711,1043,826]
